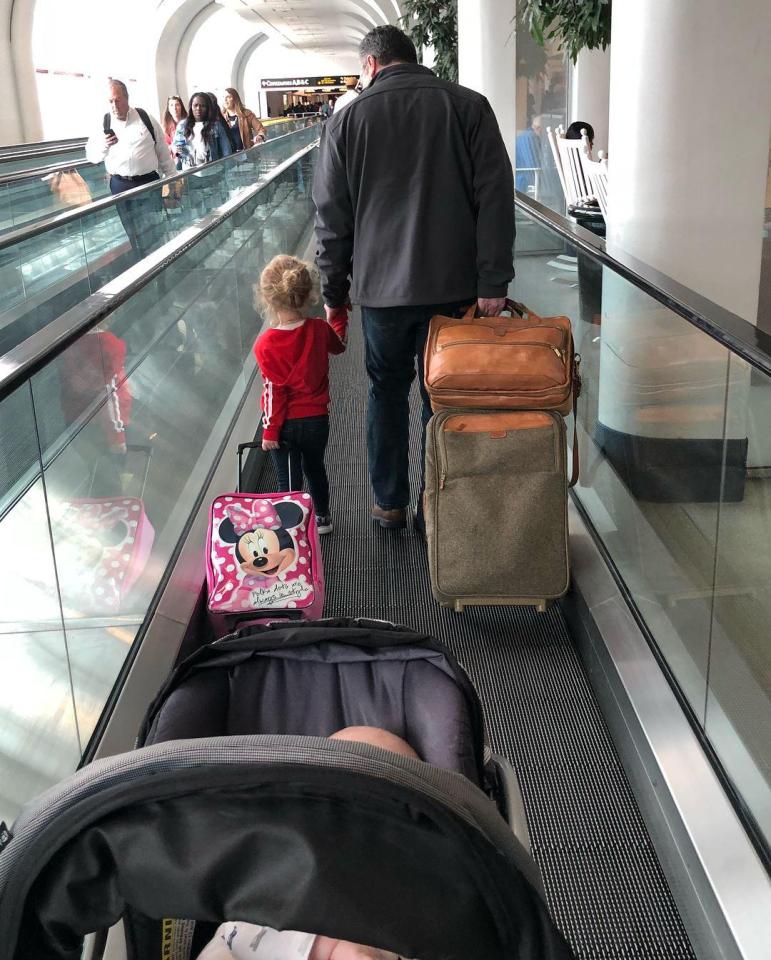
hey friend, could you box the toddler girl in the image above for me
[255,255,347,534]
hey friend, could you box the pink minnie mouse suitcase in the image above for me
[206,443,324,634]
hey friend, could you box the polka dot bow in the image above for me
[225,501,281,535]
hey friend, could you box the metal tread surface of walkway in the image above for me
[253,316,695,960]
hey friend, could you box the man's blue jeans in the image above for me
[361,301,473,510]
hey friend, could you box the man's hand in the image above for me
[477,297,506,317]
[104,133,118,148]
[261,439,280,451]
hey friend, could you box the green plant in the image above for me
[515,4,548,79]
[519,0,611,63]
[400,0,458,82]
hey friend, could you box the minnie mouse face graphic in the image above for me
[218,500,305,578]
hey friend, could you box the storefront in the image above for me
[260,75,359,117]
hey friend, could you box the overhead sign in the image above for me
[261,75,358,90]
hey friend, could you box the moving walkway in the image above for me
[0,119,316,237]
[0,122,319,357]
[0,135,768,959]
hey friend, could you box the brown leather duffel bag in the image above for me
[424,299,581,484]
[425,299,578,414]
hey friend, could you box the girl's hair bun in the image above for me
[258,255,318,319]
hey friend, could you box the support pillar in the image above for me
[5,0,43,142]
[0,36,24,144]
[598,0,771,499]
[569,46,610,156]
[457,0,517,167]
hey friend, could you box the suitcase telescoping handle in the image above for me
[236,440,295,493]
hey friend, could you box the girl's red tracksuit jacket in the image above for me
[254,315,347,442]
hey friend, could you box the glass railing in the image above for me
[0,137,318,825]
[0,122,320,357]
[0,118,315,237]
[513,196,771,860]
[0,162,108,236]
[0,143,87,177]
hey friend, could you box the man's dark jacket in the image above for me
[313,62,515,308]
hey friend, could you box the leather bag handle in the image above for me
[460,299,537,322]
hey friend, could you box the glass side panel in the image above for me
[706,354,771,842]
[0,165,110,237]
[0,148,86,177]
[514,202,770,849]
[0,382,82,827]
[0,124,320,355]
[0,218,91,354]
[513,207,730,725]
[0,148,317,800]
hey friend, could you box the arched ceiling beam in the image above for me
[154,0,214,106]
[7,0,43,140]
[176,1,220,98]
[232,30,267,94]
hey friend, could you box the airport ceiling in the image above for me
[220,0,405,58]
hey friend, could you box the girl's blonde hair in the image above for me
[258,255,318,323]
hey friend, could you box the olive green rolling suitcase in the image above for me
[425,409,569,612]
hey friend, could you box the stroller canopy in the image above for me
[0,737,573,960]
[139,618,487,786]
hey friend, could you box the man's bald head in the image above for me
[107,79,129,121]
[330,726,420,760]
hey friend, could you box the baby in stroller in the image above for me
[198,726,417,960]
[198,727,420,960]
[0,619,574,960]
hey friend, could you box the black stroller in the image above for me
[0,618,574,960]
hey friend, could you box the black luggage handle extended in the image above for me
[237,440,296,493]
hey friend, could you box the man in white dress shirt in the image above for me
[86,79,175,261]
[332,81,359,113]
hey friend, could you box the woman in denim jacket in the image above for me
[173,92,234,212]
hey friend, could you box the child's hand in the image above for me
[325,304,349,324]
[262,439,280,450]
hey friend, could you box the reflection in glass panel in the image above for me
[0,384,81,825]
[707,354,771,845]
[24,152,317,760]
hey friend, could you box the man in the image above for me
[515,114,543,193]
[332,81,359,113]
[86,79,175,262]
[313,25,514,531]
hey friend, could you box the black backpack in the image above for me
[103,107,156,142]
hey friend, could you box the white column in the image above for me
[569,46,611,156]
[606,0,771,323]
[457,0,517,166]
[0,37,25,144]
[6,0,43,142]
[597,0,771,491]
